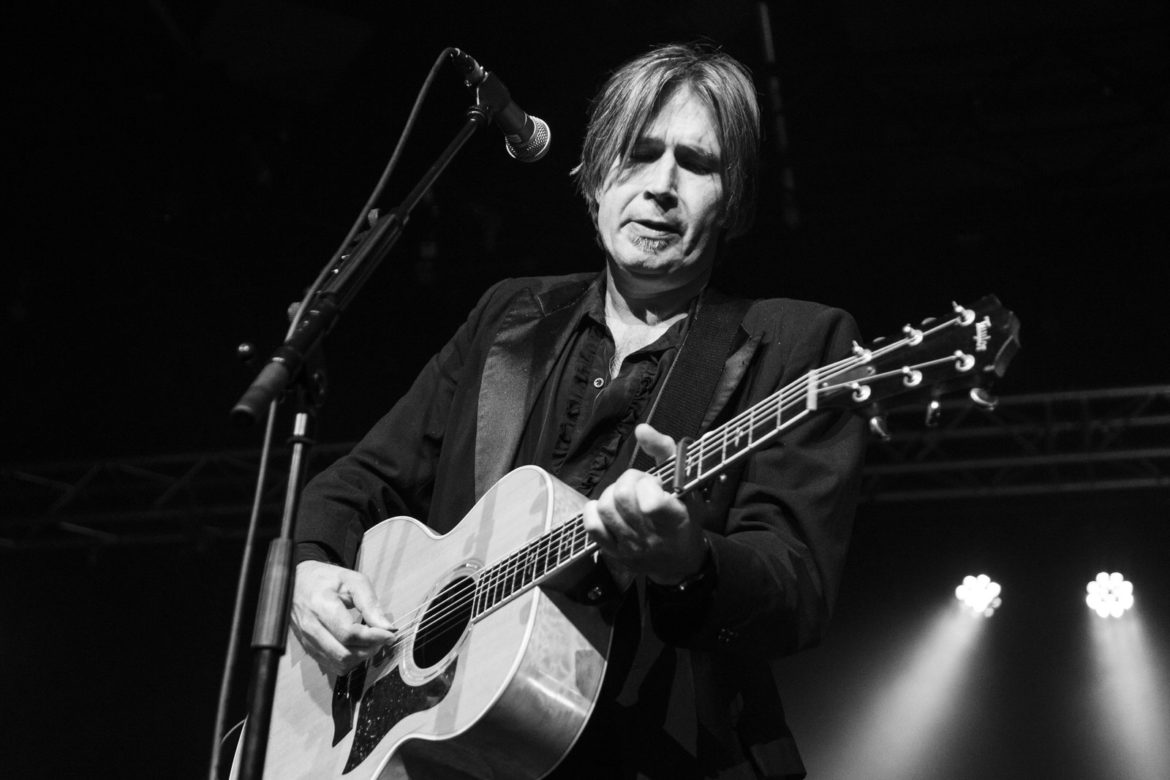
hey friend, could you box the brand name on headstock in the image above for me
[974,316,992,352]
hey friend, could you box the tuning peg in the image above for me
[924,398,942,428]
[970,387,999,409]
[952,301,976,325]
[237,341,256,365]
[866,403,891,441]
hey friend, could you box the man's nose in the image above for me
[642,154,678,206]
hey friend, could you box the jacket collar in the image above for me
[474,275,598,497]
[474,274,761,498]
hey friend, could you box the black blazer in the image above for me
[297,273,867,779]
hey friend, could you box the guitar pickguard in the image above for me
[332,662,366,746]
[343,659,457,774]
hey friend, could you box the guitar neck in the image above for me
[469,351,867,619]
[470,297,1018,620]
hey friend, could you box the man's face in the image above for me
[595,86,725,295]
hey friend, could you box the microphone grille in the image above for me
[505,116,551,163]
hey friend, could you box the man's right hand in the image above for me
[290,560,395,675]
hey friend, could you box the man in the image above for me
[291,43,867,778]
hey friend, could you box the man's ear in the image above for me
[589,193,602,228]
[588,196,604,249]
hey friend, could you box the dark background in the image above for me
[3,2,1168,778]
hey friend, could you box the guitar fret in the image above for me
[489,566,503,609]
[559,524,573,564]
[559,523,576,563]
[493,560,508,603]
[699,440,717,480]
[502,552,518,599]
[507,553,521,594]
[550,532,563,569]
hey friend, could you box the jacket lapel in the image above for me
[474,277,595,498]
[693,292,763,433]
[701,324,762,432]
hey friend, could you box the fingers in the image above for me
[293,615,364,676]
[292,561,395,675]
[628,469,684,520]
[339,568,394,632]
[634,422,676,466]
[583,468,688,563]
[581,498,614,552]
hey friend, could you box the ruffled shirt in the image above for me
[512,276,689,496]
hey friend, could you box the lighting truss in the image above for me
[860,385,1170,503]
[2,386,1168,551]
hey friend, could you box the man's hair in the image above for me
[572,42,761,239]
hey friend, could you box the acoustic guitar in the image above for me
[233,296,1020,779]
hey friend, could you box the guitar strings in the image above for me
[381,314,969,655]
[385,324,939,652]
[385,364,833,651]
[392,335,918,652]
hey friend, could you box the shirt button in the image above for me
[593,377,605,388]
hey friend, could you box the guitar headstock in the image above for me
[817,295,1021,413]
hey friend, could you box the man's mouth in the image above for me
[629,219,681,237]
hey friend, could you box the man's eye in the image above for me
[680,152,719,174]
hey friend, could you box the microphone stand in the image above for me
[225,101,494,780]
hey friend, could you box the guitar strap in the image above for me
[610,289,753,725]
[629,289,754,473]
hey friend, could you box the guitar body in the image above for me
[243,466,612,779]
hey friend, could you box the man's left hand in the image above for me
[582,423,709,585]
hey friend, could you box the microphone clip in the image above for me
[448,47,551,162]
[450,48,486,88]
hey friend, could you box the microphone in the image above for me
[451,49,551,162]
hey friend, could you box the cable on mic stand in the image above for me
[210,46,543,780]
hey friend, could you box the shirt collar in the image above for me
[580,272,698,353]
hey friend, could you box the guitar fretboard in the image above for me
[467,301,993,620]
[469,358,849,618]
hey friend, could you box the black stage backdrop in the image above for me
[4,3,1169,778]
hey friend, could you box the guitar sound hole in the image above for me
[413,575,475,669]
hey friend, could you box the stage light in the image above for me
[811,601,989,779]
[955,573,1002,616]
[1086,571,1135,618]
[1086,592,1170,778]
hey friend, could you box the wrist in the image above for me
[649,536,713,590]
